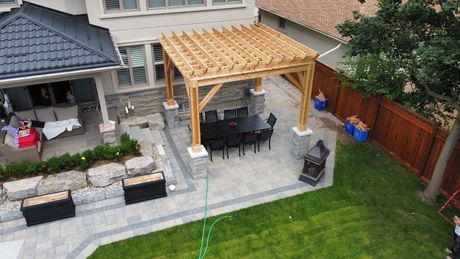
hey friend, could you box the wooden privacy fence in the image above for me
[312,61,460,197]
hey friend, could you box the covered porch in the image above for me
[160,24,319,177]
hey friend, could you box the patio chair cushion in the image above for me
[35,107,56,122]
[15,109,36,121]
[54,105,78,121]
[8,115,19,129]
[4,134,18,149]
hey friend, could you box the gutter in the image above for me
[0,65,123,86]
[319,43,342,58]
[257,6,348,44]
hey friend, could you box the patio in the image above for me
[0,75,340,258]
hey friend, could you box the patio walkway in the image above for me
[0,76,341,259]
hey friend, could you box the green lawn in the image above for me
[90,141,452,259]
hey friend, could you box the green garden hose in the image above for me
[198,175,233,259]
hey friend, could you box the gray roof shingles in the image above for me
[0,2,120,80]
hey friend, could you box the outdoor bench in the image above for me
[20,190,75,226]
[122,172,167,205]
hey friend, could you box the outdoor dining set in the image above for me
[189,107,277,161]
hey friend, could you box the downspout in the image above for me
[318,43,342,59]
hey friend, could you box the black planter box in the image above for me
[122,172,167,205]
[20,190,75,227]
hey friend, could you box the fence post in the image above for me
[368,95,382,140]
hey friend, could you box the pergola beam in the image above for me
[284,73,303,93]
[199,83,224,111]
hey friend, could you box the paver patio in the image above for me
[0,76,340,259]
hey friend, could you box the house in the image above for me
[256,0,378,69]
[0,0,255,131]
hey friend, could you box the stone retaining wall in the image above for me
[106,80,254,121]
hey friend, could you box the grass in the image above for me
[90,141,452,259]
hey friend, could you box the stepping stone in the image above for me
[151,130,164,146]
[0,240,24,259]
[141,128,154,144]
[129,126,142,141]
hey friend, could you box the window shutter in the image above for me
[122,0,137,9]
[105,0,120,10]
[169,0,185,6]
[117,69,131,87]
[130,47,146,85]
[152,44,163,62]
[148,0,165,8]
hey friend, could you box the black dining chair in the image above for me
[237,107,248,118]
[258,128,274,151]
[207,138,225,161]
[226,134,242,158]
[205,110,219,123]
[242,132,258,155]
[224,109,237,120]
[266,113,277,129]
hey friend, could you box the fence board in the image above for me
[312,61,459,197]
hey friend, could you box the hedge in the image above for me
[0,133,141,182]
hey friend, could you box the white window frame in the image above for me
[103,0,140,12]
[116,46,148,88]
[147,0,206,10]
[151,43,183,83]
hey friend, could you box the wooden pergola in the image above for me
[160,24,318,153]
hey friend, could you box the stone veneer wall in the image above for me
[106,80,255,121]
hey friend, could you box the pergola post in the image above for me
[291,62,315,159]
[248,77,266,116]
[186,80,208,179]
[162,50,179,128]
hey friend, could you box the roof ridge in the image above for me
[19,5,116,62]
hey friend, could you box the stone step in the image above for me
[119,124,130,135]
[129,126,142,141]
[151,129,164,146]
[141,128,154,144]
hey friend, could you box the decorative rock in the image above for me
[0,187,6,204]
[125,156,156,177]
[87,163,126,187]
[104,183,124,199]
[72,190,106,206]
[3,176,43,201]
[146,113,165,131]
[37,171,87,195]
[0,207,22,222]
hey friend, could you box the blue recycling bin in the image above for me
[345,120,354,135]
[314,97,328,111]
[353,127,369,142]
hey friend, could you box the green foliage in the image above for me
[0,135,140,181]
[337,0,460,125]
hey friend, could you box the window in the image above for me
[104,0,138,12]
[0,0,16,4]
[278,17,286,31]
[148,0,204,8]
[117,46,147,87]
[213,0,241,4]
[152,43,182,82]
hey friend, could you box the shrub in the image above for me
[0,135,141,182]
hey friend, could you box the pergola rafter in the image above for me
[160,24,318,152]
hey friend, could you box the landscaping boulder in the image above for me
[0,187,6,204]
[37,171,87,195]
[146,113,165,131]
[125,156,156,177]
[3,176,43,201]
[87,163,126,187]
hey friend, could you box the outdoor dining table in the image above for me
[201,115,271,141]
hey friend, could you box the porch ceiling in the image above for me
[159,24,318,86]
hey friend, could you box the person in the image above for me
[447,215,460,259]
[39,86,51,106]
[66,90,76,103]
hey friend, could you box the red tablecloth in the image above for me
[18,128,40,149]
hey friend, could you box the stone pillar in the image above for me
[248,89,266,116]
[187,146,208,179]
[94,76,110,126]
[163,102,179,128]
[291,127,313,160]
[99,121,117,146]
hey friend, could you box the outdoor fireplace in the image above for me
[299,140,330,186]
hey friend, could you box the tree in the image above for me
[337,0,460,202]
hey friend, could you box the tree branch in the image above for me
[424,84,460,110]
